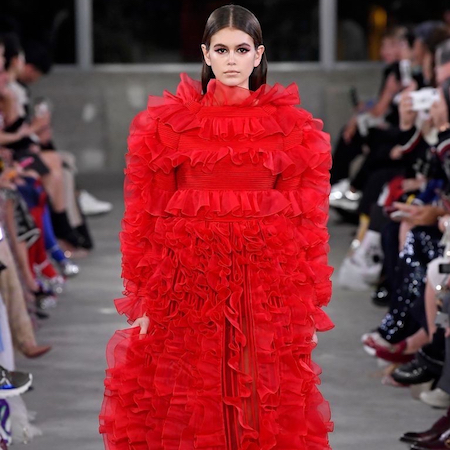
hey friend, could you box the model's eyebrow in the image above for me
[213,42,252,48]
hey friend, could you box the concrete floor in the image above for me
[13,185,443,450]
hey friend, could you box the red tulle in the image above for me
[100,74,334,449]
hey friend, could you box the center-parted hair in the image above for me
[201,4,267,93]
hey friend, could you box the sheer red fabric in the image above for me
[99,73,334,449]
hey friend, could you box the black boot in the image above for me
[51,210,81,248]
[75,222,94,250]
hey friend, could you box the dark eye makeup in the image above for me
[214,46,251,54]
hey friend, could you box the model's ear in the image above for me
[254,45,265,68]
[201,44,211,66]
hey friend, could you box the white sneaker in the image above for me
[329,188,362,212]
[338,257,382,290]
[420,388,450,408]
[330,179,351,194]
[79,190,113,216]
[352,230,383,270]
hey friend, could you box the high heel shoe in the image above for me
[22,344,52,358]
[374,340,415,364]
[361,330,392,356]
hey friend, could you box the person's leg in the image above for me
[37,155,81,248]
[0,239,36,353]
[39,152,65,212]
[424,258,449,339]
[436,295,450,395]
[405,328,430,354]
[3,198,39,293]
[27,205,59,280]
[63,166,83,228]
[330,129,364,185]
[0,293,14,370]
[42,205,67,263]
[378,226,443,344]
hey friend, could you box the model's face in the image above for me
[201,27,265,90]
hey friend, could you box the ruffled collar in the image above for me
[145,73,307,139]
[149,73,300,109]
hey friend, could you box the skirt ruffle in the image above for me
[101,215,333,449]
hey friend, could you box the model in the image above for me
[100,4,334,449]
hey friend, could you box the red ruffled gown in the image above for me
[99,74,334,450]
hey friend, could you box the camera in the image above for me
[439,263,450,274]
[409,88,440,111]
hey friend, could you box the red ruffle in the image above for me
[101,216,333,450]
[146,73,306,141]
[142,144,297,178]
[164,189,291,218]
[101,74,334,449]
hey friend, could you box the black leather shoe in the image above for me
[401,413,450,444]
[393,357,436,386]
[410,427,450,449]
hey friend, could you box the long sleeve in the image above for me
[275,113,334,332]
[114,110,177,323]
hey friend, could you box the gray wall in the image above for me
[32,64,383,173]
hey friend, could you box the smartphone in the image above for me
[439,263,450,274]
[399,59,413,87]
[18,157,34,168]
[390,210,411,220]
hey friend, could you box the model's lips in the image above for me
[224,71,239,74]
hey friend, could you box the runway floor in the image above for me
[13,184,443,450]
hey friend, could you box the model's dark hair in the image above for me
[201,4,267,93]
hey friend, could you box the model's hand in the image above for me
[131,315,150,334]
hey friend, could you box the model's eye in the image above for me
[237,47,250,53]
[215,48,227,54]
